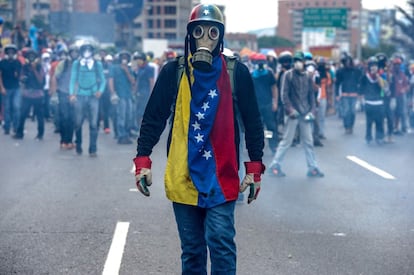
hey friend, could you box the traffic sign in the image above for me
[303,8,348,29]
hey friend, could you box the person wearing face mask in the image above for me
[269,51,324,178]
[69,41,106,157]
[358,56,386,144]
[335,53,362,134]
[0,44,22,135]
[108,50,135,144]
[132,51,154,134]
[275,51,293,130]
[132,4,265,274]
[13,48,45,140]
[50,45,79,149]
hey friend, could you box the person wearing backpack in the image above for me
[132,4,264,274]
[69,41,106,157]
[50,45,79,149]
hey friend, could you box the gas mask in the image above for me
[5,51,17,60]
[82,50,92,59]
[294,61,304,71]
[191,24,220,71]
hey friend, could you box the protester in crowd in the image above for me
[266,50,278,73]
[251,53,278,153]
[69,41,106,157]
[133,51,154,134]
[335,54,362,134]
[389,54,409,135]
[275,51,293,132]
[13,48,45,140]
[305,59,324,147]
[108,50,135,145]
[50,45,79,149]
[0,44,22,135]
[97,49,113,135]
[269,51,324,178]
[359,56,386,145]
[132,4,264,274]
[316,56,332,140]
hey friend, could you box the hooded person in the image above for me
[132,3,265,274]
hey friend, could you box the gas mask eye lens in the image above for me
[208,26,220,40]
[192,25,204,39]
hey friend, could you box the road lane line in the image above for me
[347,155,396,180]
[129,188,138,192]
[102,222,130,275]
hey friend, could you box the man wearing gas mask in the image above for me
[13,48,45,140]
[269,51,324,178]
[132,4,265,274]
[69,41,106,157]
[0,44,22,135]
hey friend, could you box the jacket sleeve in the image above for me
[281,70,294,114]
[136,61,178,157]
[69,61,78,95]
[97,61,106,93]
[335,69,342,97]
[234,61,264,162]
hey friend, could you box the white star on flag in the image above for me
[195,133,204,143]
[201,102,210,112]
[203,150,212,160]
[208,89,218,99]
[192,121,201,131]
[195,112,205,120]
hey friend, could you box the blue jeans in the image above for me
[115,97,133,139]
[58,91,74,144]
[341,96,357,129]
[73,95,99,153]
[16,96,44,138]
[2,88,21,133]
[270,116,319,170]
[173,201,236,275]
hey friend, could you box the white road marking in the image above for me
[347,155,396,180]
[129,188,138,192]
[102,222,130,275]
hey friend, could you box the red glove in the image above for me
[239,161,265,204]
[133,156,152,197]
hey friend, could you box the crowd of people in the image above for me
[0,37,413,159]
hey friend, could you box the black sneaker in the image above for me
[89,152,97,158]
[12,134,23,139]
[307,168,324,178]
[76,148,83,155]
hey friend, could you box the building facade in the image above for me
[278,0,362,57]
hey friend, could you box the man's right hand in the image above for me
[110,93,120,104]
[69,95,77,103]
[133,156,152,197]
[289,109,300,119]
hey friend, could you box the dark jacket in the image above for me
[136,58,264,166]
[281,69,315,116]
[335,66,362,96]
[359,73,384,103]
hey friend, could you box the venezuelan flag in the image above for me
[165,55,239,208]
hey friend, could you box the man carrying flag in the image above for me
[133,4,265,274]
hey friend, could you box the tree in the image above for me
[394,0,414,58]
[257,35,295,49]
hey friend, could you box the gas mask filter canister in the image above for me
[191,24,220,71]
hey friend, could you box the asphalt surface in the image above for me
[1,113,414,275]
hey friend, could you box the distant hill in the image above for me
[248,27,276,37]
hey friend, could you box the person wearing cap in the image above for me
[13,49,45,140]
[50,45,79,149]
[69,41,106,157]
[132,4,264,274]
[108,50,135,144]
[132,51,154,133]
[0,44,22,135]
[358,56,386,144]
[269,51,324,178]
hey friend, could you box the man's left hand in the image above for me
[95,91,102,98]
[240,161,265,204]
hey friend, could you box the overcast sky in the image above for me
[201,0,409,33]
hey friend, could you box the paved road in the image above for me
[1,113,413,275]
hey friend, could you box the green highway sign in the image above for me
[303,8,348,29]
